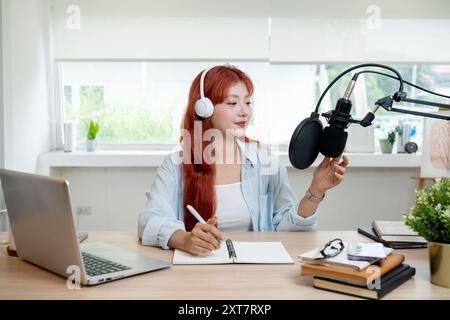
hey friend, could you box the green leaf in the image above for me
[404,178,450,244]
[87,120,100,140]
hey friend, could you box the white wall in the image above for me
[2,0,51,172]
[287,167,419,230]
[60,167,420,232]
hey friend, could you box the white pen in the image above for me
[186,205,207,224]
[186,204,225,246]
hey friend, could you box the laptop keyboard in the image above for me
[82,252,132,277]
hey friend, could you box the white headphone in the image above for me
[194,67,214,118]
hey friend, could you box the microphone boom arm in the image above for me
[398,96,450,111]
[360,94,450,126]
[377,94,450,121]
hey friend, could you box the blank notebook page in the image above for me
[172,242,231,265]
[233,242,294,264]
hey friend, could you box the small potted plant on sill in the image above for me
[379,127,398,154]
[404,178,450,288]
[86,120,100,152]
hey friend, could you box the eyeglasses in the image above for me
[315,238,345,260]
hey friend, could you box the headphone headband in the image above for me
[199,67,213,100]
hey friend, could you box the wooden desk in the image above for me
[1,231,449,300]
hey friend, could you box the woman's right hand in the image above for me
[184,220,224,256]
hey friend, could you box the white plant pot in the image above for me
[86,139,97,152]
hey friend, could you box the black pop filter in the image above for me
[288,113,323,169]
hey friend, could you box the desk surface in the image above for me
[1,231,449,300]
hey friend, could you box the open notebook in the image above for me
[173,239,294,265]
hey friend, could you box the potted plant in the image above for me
[404,178,450,288]
[379,127,398,154]
[86,120,100,152]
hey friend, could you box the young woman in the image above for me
[138,65,349,256]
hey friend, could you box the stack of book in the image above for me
[358,221,427,249]
[299,242,416,299]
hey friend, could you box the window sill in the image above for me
[38,150,422,175]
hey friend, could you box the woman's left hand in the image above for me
[310,155,349,195]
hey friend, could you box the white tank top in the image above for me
[214,182,252,232]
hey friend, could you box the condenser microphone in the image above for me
[289,76,357,169]
[319,98,352,158]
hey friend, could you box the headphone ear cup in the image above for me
[195,98,214,118]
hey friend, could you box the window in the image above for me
[60,62,450,150]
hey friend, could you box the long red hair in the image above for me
[180,65,258,231]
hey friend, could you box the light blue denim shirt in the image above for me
[138,139,319,249]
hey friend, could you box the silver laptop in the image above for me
[0,169,170,286]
